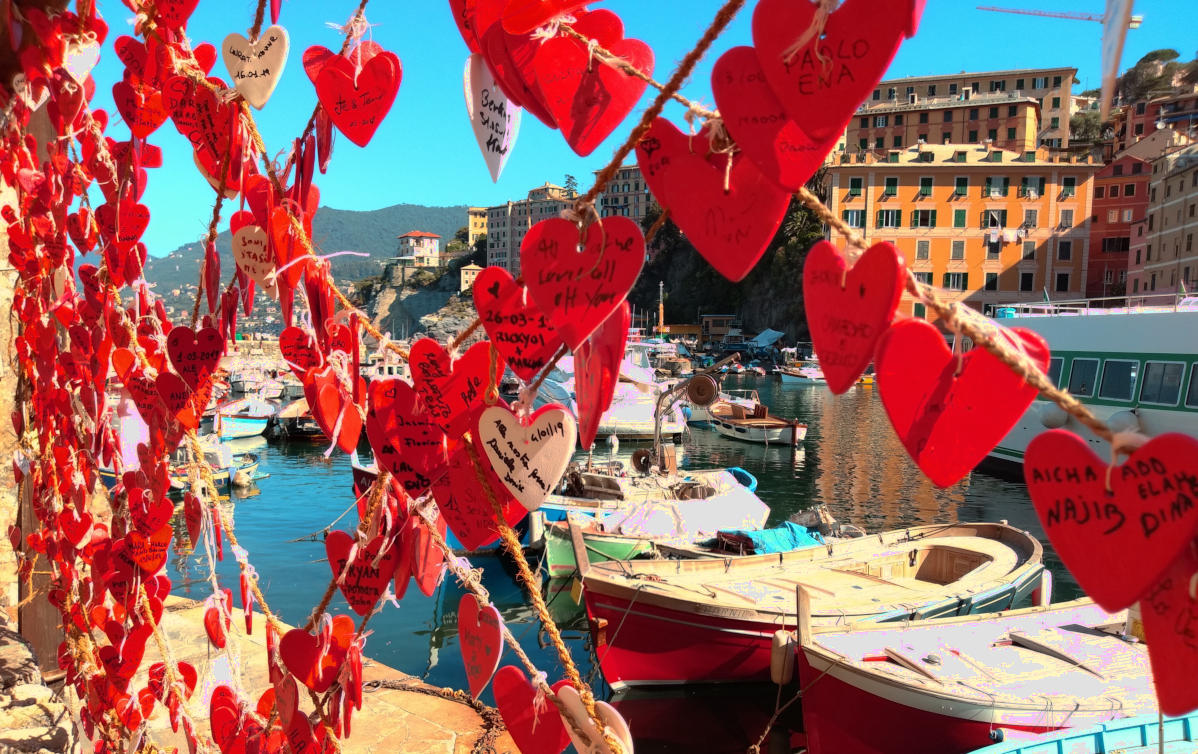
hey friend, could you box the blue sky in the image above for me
[85,0,1197,256]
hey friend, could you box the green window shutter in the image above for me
[930,210,937,227]
[963,273,969,289]
[875,210,882,227]
[954,209,966,228]
[1002,178,1010,193]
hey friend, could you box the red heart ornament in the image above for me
[875,320,1049,488]
[302,366,364,454]
[409,339,504,438]
[302,41,383,83]
[112,81,169,139]
[635,117,790,282]
[752,0,917,143]
[409,510,446,597]
[183,493,203,550]
[314,51,402,148]
[501,0,590,34]
[479,24,557,128]
[1139,547,1198,716]
[122,526,172,574]
[279,614,355,693]
[521,217,644,351]
[365,378,448,499]
[458,594,504,697]
[492,666,571,754]
[473,266,562,382]
[95,200,150,252]
[269,206,309,290]
[166,326,223,390]
[711,46,838,191]
[1025,430,1198,611]
[574,302,629,449]
[802,241,904,394]
[432,436,526,551]
[279,326,323,379]
[533,34,653,156]
[325,529,402,616]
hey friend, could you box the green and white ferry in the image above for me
[988,292,1198,470]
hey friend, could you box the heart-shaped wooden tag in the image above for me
[409,339,504,438]
[365,378,448,499]
[279,326,323,379]
[279,614,355,693]
[803,241,904,393]
[432,435,527,551]
[635,117,790,282]
[711,46,839,191]
[457,594,504,697]
[325,529,403,616]
[501,0,590,34]
[112,81,170,139]
[492,666,572,754]
[464,53,521,182]
[574,302,629,450]
[474,266,562,382]
[231,223,277,299]
[302,365,364,454]
[1139,547,1198,715]
[479,23,557,127]
[408,509,446,597]
[1025,430,1198,611]
[314,50,402,147]
[533,34,653,156]
[166,326,223,390]
[875,319,1049,488]
[222,25,289,109]
[556,684,634,754]
[521,217,644,351]
[475,404,576,512]
[121,526,172,574]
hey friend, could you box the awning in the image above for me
[747,328,784,348]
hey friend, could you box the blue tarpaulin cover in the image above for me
[715,521,825,554]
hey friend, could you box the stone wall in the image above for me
[0,621,72,753]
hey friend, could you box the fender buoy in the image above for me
[1038,403,1068,428]
[770,630,796,685]
[631,449,653,474]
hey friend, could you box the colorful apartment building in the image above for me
[596,164,652,225]
[848,92,1040,153]
[864,68,1077,148]
[485,182,578,275]
[825,144,1098,319]
[396,230,441,267]
[466,207,488,246]
[1113,92,1198,154]
[459,263,483,292]
[1086,154,1150,297]
[1126,144,1198,297]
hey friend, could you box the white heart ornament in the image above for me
[556,685,634,754]
[64,39,102,83]
[463,53,521,182]
[12,74,49,111]
[231,225,278,298]
[475,404,575,512]
[222,25,290,109]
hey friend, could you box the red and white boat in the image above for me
[797,598,1154,754]
[583,522,1044,689]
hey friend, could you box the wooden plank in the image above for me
[884,647,943,684]
[1008,631,1106,679]
[567,515,591,577]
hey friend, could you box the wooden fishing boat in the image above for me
[583,522,1044,689]
[778,363,826,385]
[797,598,1155,754]
[966,711,1198,754]
[708,400,807,445]
[213,396,275,439]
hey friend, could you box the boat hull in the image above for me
[215,415,269,439]
[712,419,806,445]
[545,525,653,578]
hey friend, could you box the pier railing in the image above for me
[995,291,1198,317]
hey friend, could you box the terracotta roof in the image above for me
[397,231,441,238]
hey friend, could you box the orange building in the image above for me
[848,92,1040,153]
[825,144,1099,319]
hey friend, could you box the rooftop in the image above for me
[397,231,441,239]
[829,142,1101,168]
[877,67,1078,86]
[858,91,1039,114]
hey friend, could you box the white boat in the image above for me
[709,400,807,445]
[684,388,758,425]
[779,363,826,385]
[987,293,1198,470]
[213,396,275,439]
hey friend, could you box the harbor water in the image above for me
[169,374,1079,752]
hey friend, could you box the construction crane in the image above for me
[976,6,1143,28]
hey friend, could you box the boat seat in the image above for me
[730,405,747,420]
[751,404,768,419]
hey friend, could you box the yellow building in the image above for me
[466,207,487,246]
[459,263,483,292]
[825,144,1099,319]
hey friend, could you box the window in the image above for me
[1055,271,1070,291]
[874,115,888,127]
[1068,359,1099,396]
[1022,241,1036,260]
[942,131,951,144]
[1140,362,1184,405]
[988,129,998,141]
[1189,234,1194,252]
[1060,209,1074,227]
[969,108,979,120]
[875,137,884,148]
[876,209,901,228]
[911,209,937,228]
[943,272,968,290]
[1135,102,1146,114]
[1109,185,1120,198]
[916,240,930,260]
[1052,75,1062,87]
[1187,367,1198,408]
[984,272,999,291]
[953,208,967,228]
[1023,209,1038,227]
[1149,214,1155,230]
[1047,357,1063,386]
[1007,127,1016,140]
[990,80,1005,92]
[884,176,898,195]
[1101,237,1130,253]
[1099,360,1137,401]
[1095,186,1105,198]
[1147,245,1152,261]
[842,209,865,227]
[906,86,914,96]
[919,151,935,162]
[955,176,969,195]
[984,176,1010,197]
[951,240,965,259]
[989,107,999,118]
[944,110,953,122]
[1033,76,1048,89]
[919,112,928,124]
[1057,240,1072,261]
[848,177,863,196]
[887,151,900,163]
[928,85,937,96]
[1113,165,1124,176]
[860,117,869,129]
[1021,176,1046,196]
[913,271,933,285]
[872,90,880,101]
[894,114,904,125]
[1050,117,1060,129]
[953,150,968,163]
[1108,210,1119,223]
[892,135,903,147]
[1020,271,1035,291]
[1133,163,1142,174]
[985,209,1008,228]
[917,133,927,143]
[1135,123,1144,136]
[1051,96,1061,109]
[919,177,933,196]
[912,303,926,319]
[987,240,1001,259]
[1133,278,1140,293]
[968,129,978,142]
[859,138,868,150]
[1062,176,1076,197]
[949,83,958,95]
[1015,78,1025,90]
